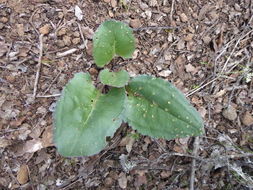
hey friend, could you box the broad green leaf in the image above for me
[54,73,126,156]
[93,20,135,67]
[99,69,130,88]
[125,75,204,140]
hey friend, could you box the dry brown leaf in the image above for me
[185,64,198,74]
[42,125,53,147]
[17,164,29,184]
[10,116,26,127]
[15,139,43,156]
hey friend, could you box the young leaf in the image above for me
[125,75,204,140]
[99,69,130,88]
[93,20,135,67]
[54,73,126,157]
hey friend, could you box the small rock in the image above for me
[104,177,113,187]
[86,41,93,56]
[118,173,127,189]
[184,34,194,41]
[177,39,185,50]
[72,37,81,45]
[0,23,4,29]
[111,0,117,7]
[63,35,72,46]
[149,0,158,7]
[203,36,211,44]
[222,106,237,121]
[16,24,24,37]
[57,28,67,36]
[242,111,253,126]
[39,24,51,35]
[89,68,98,75]
[159,70,172,77]
[73,31,80,37]
[17,165,29,184]
[0,17,8,23]
[56,40,65,48]
[130,19,141,28]
[180,13,188,22]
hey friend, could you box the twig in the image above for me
[36,94,61,98]
[33,34,44,99]
[133,26,178,32]
[42,71,62,95]
[190,136,200,190]
[170,0,175,23]
[56,48,78,57]
[77,22,86,45]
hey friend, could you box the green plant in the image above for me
[54,20,204,157]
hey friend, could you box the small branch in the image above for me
[133,26,178,32]
[33,34,44,99]
[36,94,61,98]
[190,136,200,190]
[170,0,175,23]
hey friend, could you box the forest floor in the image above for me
[0,0,253,189]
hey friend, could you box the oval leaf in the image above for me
[99,69,130,88]
[93,20,135,67]
[54,73,126,156]
[125,75,204,140]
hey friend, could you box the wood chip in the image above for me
[39,24,51,35]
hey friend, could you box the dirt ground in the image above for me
[0,0,253,189]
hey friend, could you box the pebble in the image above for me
[39,24,51,35]
[72,37,80,45]
[0,23,4,29]
[242,111,253,126]
[63,35,72,46]
[0,17,8,23]
[111,0,117,7]
[57,28,67,36]
[130,19,141,28]
[222,106,237,121]
[180,13,188,22]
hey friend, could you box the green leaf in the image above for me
[54,73,126,157]
[93,20,135,67]
[125,75,204,140]
[99,69,130,88]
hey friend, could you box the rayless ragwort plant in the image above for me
[54,20,204,157]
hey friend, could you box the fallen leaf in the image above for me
[15,139,43,156]
[17,164,29,184]
[82,26,94,40]
[42,125,54,147]
[75,5,83,21]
